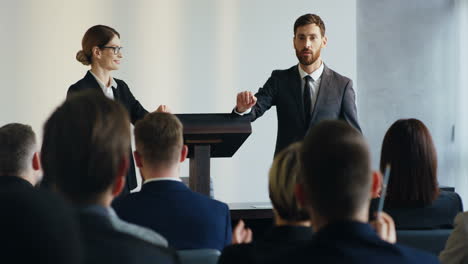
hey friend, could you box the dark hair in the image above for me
[76,25,120,65]
[380,118,439,208]
[0,123,36,176]
[294,14,326,37]
[300,120,371,221]
[134,113,183,168]
[41,90,130,204]
[269,142,309,222]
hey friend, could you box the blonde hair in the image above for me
[269,142,308,221]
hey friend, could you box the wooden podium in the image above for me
[176,114,251,196]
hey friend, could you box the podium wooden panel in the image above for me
[176,114,251,196]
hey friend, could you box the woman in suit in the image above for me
[68,25,166,195]
[219,142,313,264]
[380,118,462,229]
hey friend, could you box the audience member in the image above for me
[280,120,439,264]
[0,123,42,189]
[113,112,233,250]
[41,91,177,264]
[439,212,468,264]
[219,142,313,264]
[0,189,82,264]
[380,118,462,229]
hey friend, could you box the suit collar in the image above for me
[82,71,120,100]
[309,64,332,127]
[263,225,314,243]
[314,221,381,244]
[0,175,33,188]
[141,179,190,192]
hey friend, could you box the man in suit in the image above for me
[0,123,42,189]
[235,14,360,155]
[41,91,177,264]
[113,112,233,250]
[283,120,439,264]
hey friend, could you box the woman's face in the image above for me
[95,35,122,71]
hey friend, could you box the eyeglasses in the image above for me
[101,46,123,55]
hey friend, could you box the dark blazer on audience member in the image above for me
[67,71,149,191]
[78,209,178,264]
[0,176,33,191]
[272,221,439,264]
[219,225,314,264]
[113,180,232,250]
[244,64,361,155]
[384,191,463,230]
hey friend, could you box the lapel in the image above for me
[309,64,332,127]
[290,66,306,124]
[82,71,105,95]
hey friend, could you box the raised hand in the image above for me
[236,91,257,113]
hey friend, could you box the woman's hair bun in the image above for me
[76,50,90,65]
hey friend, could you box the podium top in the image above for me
[175,113,252,158]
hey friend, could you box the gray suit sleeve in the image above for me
[341,79,361,132]
[439,213,468,264]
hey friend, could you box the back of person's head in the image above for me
[269,142,309,222]
[0,189,82,263]
[300,120,371,221]
[41,90,130,204]
[380,118,438,207]
[76,24,120,66]
[0,123,40,182]
[134,112,183,169]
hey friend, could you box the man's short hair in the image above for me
[294,13,326,37]
[0,123,36,176]
[41,90,130,204]
[269,142,309,222]
[134,113,183,168]
[300,120,371,221]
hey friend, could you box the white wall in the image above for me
[0,0,356,203]
[357,0,468,205]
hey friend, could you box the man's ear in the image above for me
[371,170,382,198]
[134,150,143,168]
[32,152,41,171]
[180,145,188,163]
[321,35,328,48]
[112,156,129,197]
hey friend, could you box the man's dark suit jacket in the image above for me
[384,190,463,230]
[67,71,148,191]
[272,221,439,264]
[219,225,314,264]
[0,175,33,191]
[113,180,232,250]
[248,64,361,155]
[78,209,179,264]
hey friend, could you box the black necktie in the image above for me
[303,75,313,122]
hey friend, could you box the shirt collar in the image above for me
[298,61,324,82]
[143,177,182,185]
[88,70,118,90]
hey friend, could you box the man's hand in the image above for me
[231,219,253,244]
[370,212,397,244]
[155,105,171,113]
[236,91,257,113]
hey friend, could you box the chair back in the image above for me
[177,249,221,264]
[396,229,452,255]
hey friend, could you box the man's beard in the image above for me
[296,48,321,66]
